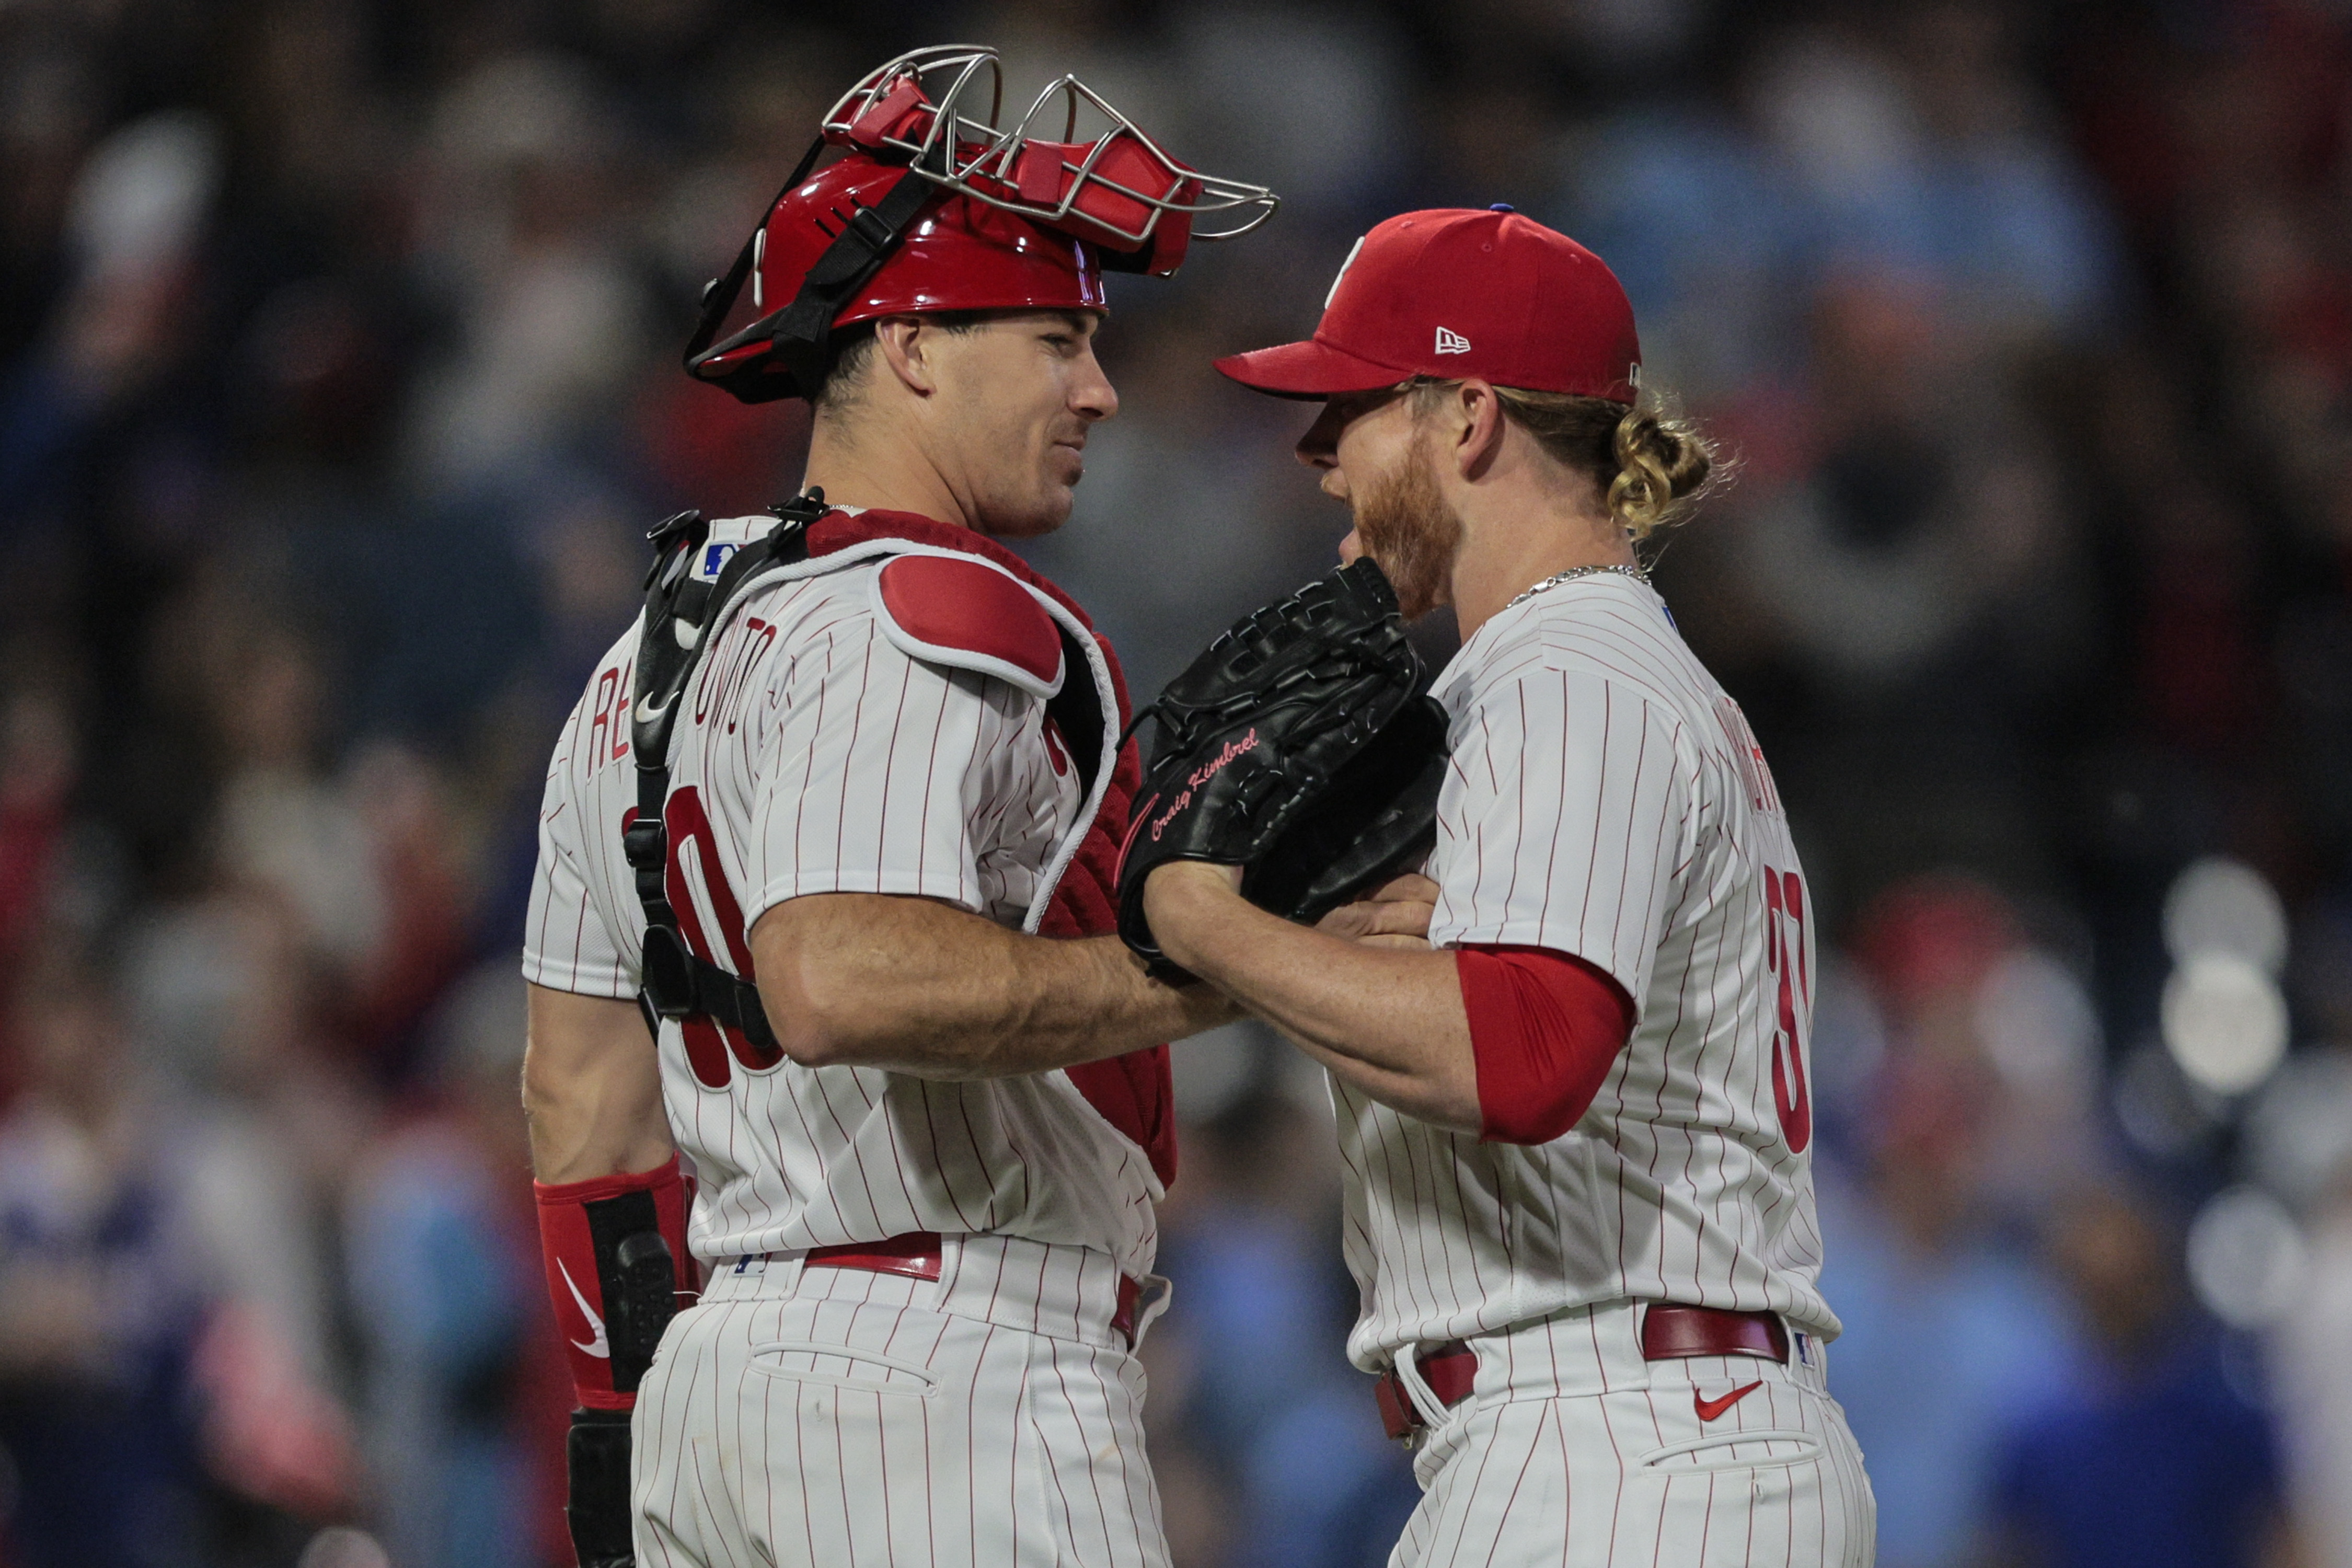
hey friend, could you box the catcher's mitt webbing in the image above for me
[1115,559,1447,971]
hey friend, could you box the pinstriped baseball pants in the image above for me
[1386,1302,1874,1567]
[630,1249,1169,1568]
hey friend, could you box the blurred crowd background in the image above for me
[2,1,2349,1565]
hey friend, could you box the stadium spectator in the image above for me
[1989,1188,2299,1568]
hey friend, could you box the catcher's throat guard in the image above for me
[1116,559,1449,976]
[685,44,1277,402]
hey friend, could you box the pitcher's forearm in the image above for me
[1147,865,1479,1129]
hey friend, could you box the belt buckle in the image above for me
[1375,1369,1422,1447]
[1376,1342,1472,1449]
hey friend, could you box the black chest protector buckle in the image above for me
[622,491,823,1047]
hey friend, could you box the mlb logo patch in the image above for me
[697,541,739,582]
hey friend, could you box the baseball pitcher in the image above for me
[519,49,1277,1568]
[1125,208,1876,1565]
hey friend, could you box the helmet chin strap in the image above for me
[683,136,949,404]
[762,166,942,392]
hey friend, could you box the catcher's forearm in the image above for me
[1147,867,1480,1131]
[525,984,677,1184]
[751,892,1236,1078]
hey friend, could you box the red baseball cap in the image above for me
[1214,206,1642,403]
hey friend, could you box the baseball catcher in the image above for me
[518,47,1297,1568]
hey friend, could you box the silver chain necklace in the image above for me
[1504,562,1651,612]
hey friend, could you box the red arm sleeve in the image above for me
[1456,944,1636,1146]
[535,1155,698,1410]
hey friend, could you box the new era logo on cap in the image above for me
[1435,326,1471,354]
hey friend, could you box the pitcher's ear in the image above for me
[1454,378,1506,480]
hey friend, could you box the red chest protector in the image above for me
[626,498,1175,1190]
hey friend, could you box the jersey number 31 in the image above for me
[1762,868,1813,1154]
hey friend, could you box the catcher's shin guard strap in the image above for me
[536,1155,698,1410]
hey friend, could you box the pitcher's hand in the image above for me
[1315,873,1438,950]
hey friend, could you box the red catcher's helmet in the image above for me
[685,45,1278,404]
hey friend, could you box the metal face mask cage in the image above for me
[685,44,1278,403]
[822,45,1280,257]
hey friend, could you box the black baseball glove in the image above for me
[1116,559,1449,972]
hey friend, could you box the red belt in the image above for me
[1640,1303,1788,1363]
[1375,1304,1791,1443]
[800,1232,1145,1347]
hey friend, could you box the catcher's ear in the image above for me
[873,316,941,396]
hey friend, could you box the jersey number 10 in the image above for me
[656,786,782,1087]
[1762,868,1813,1153]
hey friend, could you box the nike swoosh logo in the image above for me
[1694,1380,1763,1423]
[558,1261,610,1358]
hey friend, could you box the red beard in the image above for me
[1351,437,1463,620]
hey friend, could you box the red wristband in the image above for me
[535,1155,697,1411]
[1457,945,1635,1145]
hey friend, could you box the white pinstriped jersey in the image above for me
[523,535,1163,1279]
[1335,573,1836,1371]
